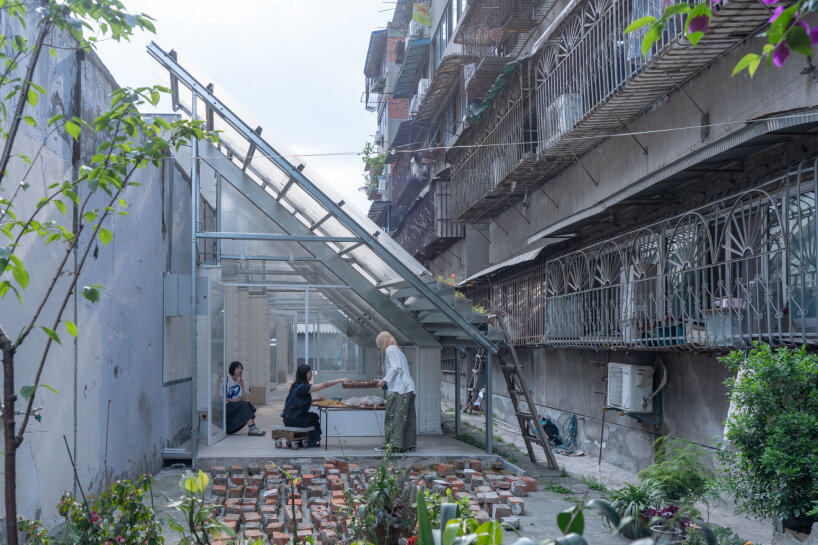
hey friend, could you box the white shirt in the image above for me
[225,376,242,400]
[382,345,415,395]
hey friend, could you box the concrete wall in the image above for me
[0,20,190,536]
[441,347,733,472]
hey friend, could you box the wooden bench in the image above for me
[270,425,314,450]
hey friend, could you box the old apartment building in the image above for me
[362,0,818,470]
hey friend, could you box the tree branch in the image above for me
[0,16,53,190]
[15,164,138,445]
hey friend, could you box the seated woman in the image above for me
[282,364,349,448]
[226,361,265,436]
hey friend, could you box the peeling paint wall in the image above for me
[0,19,191,536]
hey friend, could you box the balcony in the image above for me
[393,31,430,99]
[392,180,465,259]
[542,162,818,350]
[415,41,476,123]
[449,0,773,223]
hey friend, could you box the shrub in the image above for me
[637,436,714,503]
[719,344,818,533]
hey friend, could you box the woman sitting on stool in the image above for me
[282,364,350,448]
[226,361,265,436]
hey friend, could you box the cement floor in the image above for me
[442,400,774,544]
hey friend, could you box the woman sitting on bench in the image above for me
[282,364,349,448]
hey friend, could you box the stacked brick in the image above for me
[206,457,537,544]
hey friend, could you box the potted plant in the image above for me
[604,480,663,538]
[719,344,818,540]
[643,504,690,543]
[637,436,714,505]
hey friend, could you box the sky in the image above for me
[95,0,393,216]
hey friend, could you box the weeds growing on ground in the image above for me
[581,475,608,493]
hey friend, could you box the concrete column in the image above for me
[275,319,289,384]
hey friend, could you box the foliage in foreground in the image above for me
[626,0,818,76]
[718,344,818,531]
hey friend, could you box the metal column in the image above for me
[304,287,309,368]
[190,91,200,461]
[486,351,492,455]
[455,348,461,437]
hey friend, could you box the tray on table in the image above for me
[341,380,380,389]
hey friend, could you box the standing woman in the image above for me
[375,331,416,452]
[226,361,265,436]
[282,364,350,448]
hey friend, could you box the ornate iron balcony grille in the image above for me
[542,158,818,350]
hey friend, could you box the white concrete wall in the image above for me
[0,20,190,536]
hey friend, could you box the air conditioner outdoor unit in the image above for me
[607,362,655,412]
[409,19,424,38]
[418,78,430,97]
[374,130,384,145]
[377,175,387,193]
[409,95,421,116]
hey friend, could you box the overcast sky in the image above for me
[95,0,393,216]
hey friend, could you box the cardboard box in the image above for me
[249,387,266,405]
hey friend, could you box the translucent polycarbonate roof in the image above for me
[147,41,496,353]
[150,44,428,287]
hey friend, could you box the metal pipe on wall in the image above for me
[486,351,492,455]
[190,91,200,462]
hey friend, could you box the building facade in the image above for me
[363,0,818,470]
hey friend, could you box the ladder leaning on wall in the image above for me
[495,316,559,469]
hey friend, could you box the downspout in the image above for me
[190,92,199,462]
[71,48,84,496]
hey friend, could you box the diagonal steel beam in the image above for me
[148,41,496,354]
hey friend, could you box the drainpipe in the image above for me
[190,92,199,462]
[486,351,492,455]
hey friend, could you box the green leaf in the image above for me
[26,87,37,107]
[663,2,692,17]
[443,521,461,545]
[82,286,101,303]
[40,326,61,345]
[65,321,77,338]
[97,227,112,246]
[642,24,663,56]
[557,507,584,535]
[20,385,34,400]
[585,499,620,528]
[416,490,435,545]
[49,48,56,59]
[787,24,813,56]
[196,469,209,491]
[23,115,37,127]
[625,16,656,33]
[54,199,66,215]
[64,121,81,140]
[687,30,704,45]
[183,474,199,494]
[47,114,63,127]
[555,534,588,545]
[767,3,800,43]
[732,53,762,76]
[12,262,28,288]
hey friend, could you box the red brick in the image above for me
[468,459,482,471]
[242,512,260,524]
[213,484,227,497]
[265,522,284,535]
[245,486,259,498]
[509,497,525,516]
[244,529,264,541]
[436,464,454,476]
[272,531,291,545]
[522,476,538,492]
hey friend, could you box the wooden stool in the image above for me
[271,426,314,450]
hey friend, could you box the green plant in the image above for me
[347,445,417,545]
[559,467,570,478]
[544,480,575,495]
[604,480,663,537]
[472,305,489,316]
[637,436,714,503]
[711,525,761,545]
[625,0,816,75]
[580,475,608,493]
[415,489,471,526]
[718,344,818,533]
[359,142,386,194]
[166,470,235,545]
[18,475,163,545]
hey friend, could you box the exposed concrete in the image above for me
[0,19,191,535]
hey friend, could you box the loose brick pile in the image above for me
[207,458,536,544]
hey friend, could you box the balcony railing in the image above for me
[543,159,818,350]
[449,0,772,223]
[393,180,465,259]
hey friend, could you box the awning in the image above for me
[458,246,544,286]
[393,37,429,99]
[467,56,526,124]
[364,30,387,77]
[391,119,429,151]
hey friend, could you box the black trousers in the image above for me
[226,400,256,434]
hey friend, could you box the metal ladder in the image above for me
[496,319,558,469]
[462,349,485,414]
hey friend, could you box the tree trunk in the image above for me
[1,325,18,545]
